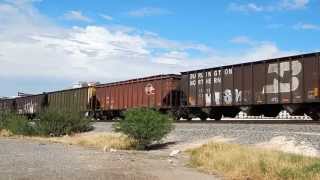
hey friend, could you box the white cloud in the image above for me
[230,36,255,45]
[128,7,171,17]
[100,14,113,21]
[294,22,320,30]
[280,0,309,10]
[0,0,300,93]
[266,23,284,29]
[228,3,264,12]
[228,0,309,13]
[63,10,91,22]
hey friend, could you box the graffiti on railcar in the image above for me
[263,61,302,94]
[213,68,242,105]
[18,102,38,114]
[189,68,242,106]
[205,71,212,106]
[262,60,302,103]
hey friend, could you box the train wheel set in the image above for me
[1,52,320,121]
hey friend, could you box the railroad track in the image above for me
[95,119,320,124]
[175,119,320,124]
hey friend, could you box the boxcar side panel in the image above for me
[303,55,319,102]
[292,58,304,103]
[233,66,243,105]
[197,71,204,107]
[253,63,266,104]
[242,64,253,105]
[213,68,223,106]
[189,73,197,106]
[222,67,234,106]
[16,95,45,114]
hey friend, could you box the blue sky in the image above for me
[0,0,319,96]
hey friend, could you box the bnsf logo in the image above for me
[145,83,155,95]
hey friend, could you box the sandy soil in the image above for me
[0,138,219,180]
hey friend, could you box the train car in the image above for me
[180,52,320,121]
[15,94,47,117]
[47,87,95,115]
[0,98,16,113]
[95,74,181,120]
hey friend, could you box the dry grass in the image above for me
[0,129,13,137]
[188,142,320,180]
[34,132,137,151]
[0,130,136,151]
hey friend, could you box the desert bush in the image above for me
[113,108,174,150]
[35,108,92,136]
[0,111,8,129]
[3,113,35,136]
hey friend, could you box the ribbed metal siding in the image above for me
[181,53,320,107]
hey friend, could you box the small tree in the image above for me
[113,108,174,150]
[36,108,92,136]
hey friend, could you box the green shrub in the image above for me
[0,111,9,129]
[36,108,93,136]
[4,113,35,136]
[113,108,174,150]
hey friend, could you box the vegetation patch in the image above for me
[0,112,36,136]
[0,109,92,137]
[35,108,93,136]
[188,142,320,180]
[31,132,136,151]
[113,108,174,150]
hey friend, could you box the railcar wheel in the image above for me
[212,114,222,121]
[200,116,207,121]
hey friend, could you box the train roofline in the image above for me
[96,74,181,87]
[181,51,320,74]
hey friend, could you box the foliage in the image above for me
[35,108,93,136]
[188,142,320,180]
[0,112,35,135]
[113,108,174,150]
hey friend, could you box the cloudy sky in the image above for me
[0,0,319,96]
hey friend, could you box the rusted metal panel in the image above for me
[253,63,266,104]
[303,55,319,102]
[292,58,304,103]
[95,74,181,111]
[16,94,46,114]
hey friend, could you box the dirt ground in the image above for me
[0,138,219,180]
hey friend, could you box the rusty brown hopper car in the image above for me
[0,98,16,112]
[15,94,47,116]
[47,87,95,114]
[180,52,320,120]
[95,74,181,120]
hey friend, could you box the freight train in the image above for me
[1,52,320,121]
